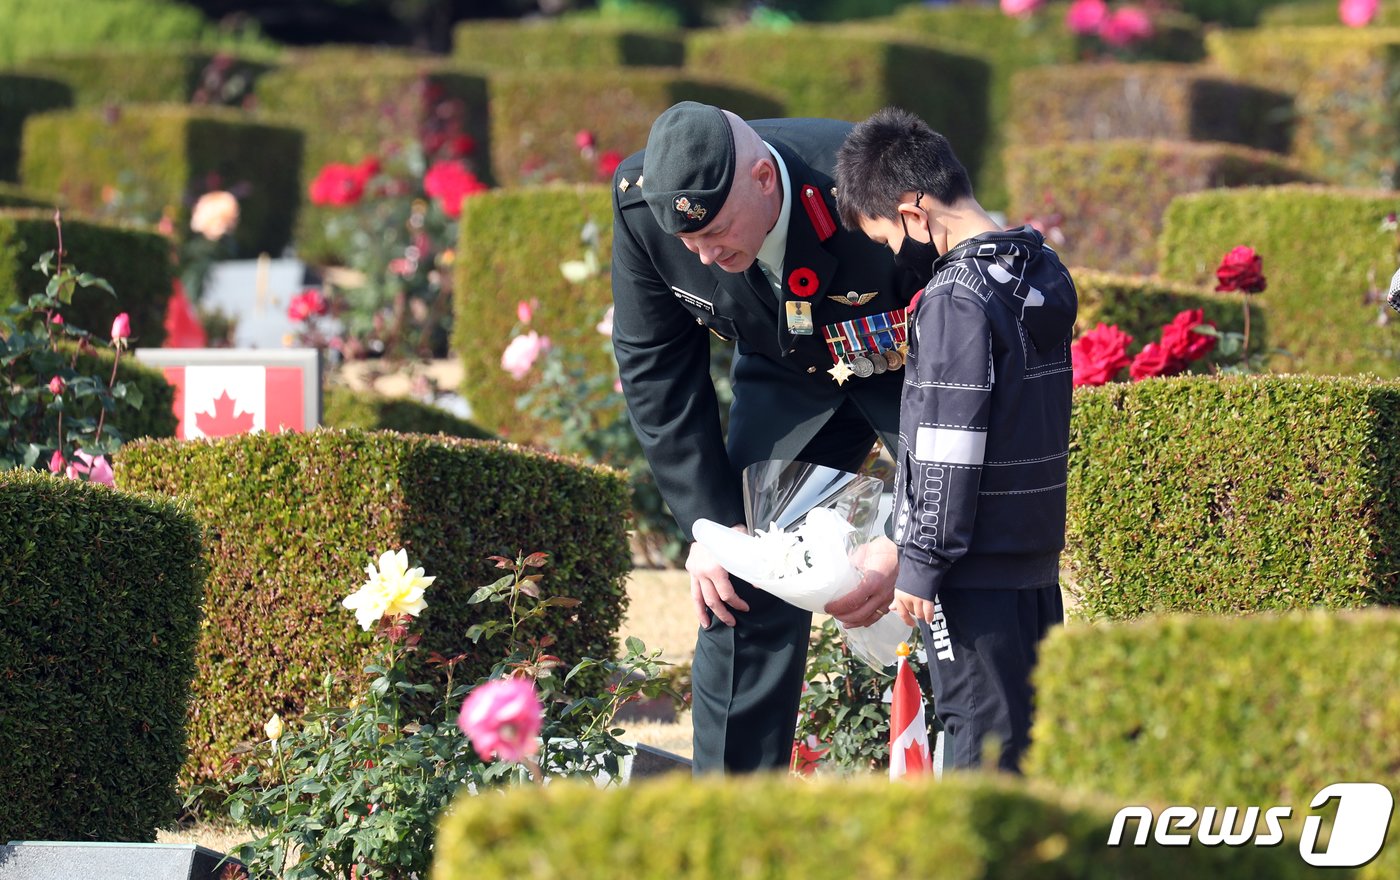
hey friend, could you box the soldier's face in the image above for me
[675,158,780,273]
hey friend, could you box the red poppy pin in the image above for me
[787,266,818,298]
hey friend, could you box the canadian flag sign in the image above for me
[134,349,321,440]
[889,642,932,780]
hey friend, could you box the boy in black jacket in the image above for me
[835,107,1078,772]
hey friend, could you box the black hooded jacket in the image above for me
[891,226,1078,601]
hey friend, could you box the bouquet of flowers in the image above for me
[693,460,911,669]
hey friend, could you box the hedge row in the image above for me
[0,209,175,348]
[1158,185,1398,378]
[685,25,991,190]
[322,386,493,440]
[431,774,1319,879]
[1026,609,1400,878]
[487,69,781,187]
[1261,0,1400,25]
[0,0,229,67]
[116,429,632,785]
[1005,138,1310,274]
[1008,63,1291,156]
[0,469,204,841]
[1206,27,1400,188]
[0,74,72,181]
[15,48,275,108]
[255,56,491,264]
[1072,269,1262,366]
[1065,375,1400,618]
[453,20,684,68]
[454,185,615,439]
[20,105,303,257]
[0,182,52,209]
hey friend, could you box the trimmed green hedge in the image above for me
[431,774,1320,879]
[684,26,990,190]
[1072,269,1262,367]
[1206,27,1400,187]
[1008,63,1291,155]
[20,105,303,257]
[0,0,222,67]
[1026,610,1400,878]
[0,469,204,841]
[487,69,782,187]
[452,20,684,68]
[1006,139,1310,274]
[454,185,614,438]
[322,386,493,440]
[890,5,1203,209]
[1066,375,1400,618]
[0,74,72,182]
[0,209,175,347]
[117,429,631,785]
[1158,185,1398,377]
[1261,0,1400,25]
[256,54,491,262]
[0,182,52,209]
[16,48,275,108]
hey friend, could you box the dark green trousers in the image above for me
[691,398,883,773]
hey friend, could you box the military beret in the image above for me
[641,101,735,235]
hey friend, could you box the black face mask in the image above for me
[893,192,939,287]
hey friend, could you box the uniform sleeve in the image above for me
[892,291,993,601]
[610,195,744,539]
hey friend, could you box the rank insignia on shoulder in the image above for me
[674,195,706,221]
[800,185,837,241]
[618,178,630,192]
[830,290,878,307]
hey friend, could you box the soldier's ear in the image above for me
[752,157,779,196]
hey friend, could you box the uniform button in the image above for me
[806,366,816,373]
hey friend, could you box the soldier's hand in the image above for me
[825,536,898,629]
[890,588,936,628]
[686,526,752,628]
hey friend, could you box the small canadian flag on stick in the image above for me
[889,641,932,780]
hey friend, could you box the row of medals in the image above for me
[840,344,906,379]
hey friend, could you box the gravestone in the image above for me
[0,842,244,880]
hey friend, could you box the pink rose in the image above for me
[1001,0,1045,15]
[1159,309,1218,363]
[111,312,131,346]
[596,305,614,337]
[1129,342,1187,381]
[457,678,542,762]
[1071,323,1133,386]
[1098,6,1154,46]
[1340,0,1378,26]
[574,129,595,151]
[49,450,65,474]
[516,299,535,324]
[51,313,64,325]
[501,331,549,380]
[1066,0,1108,34]
[48,375,65,395]
[189,190,239,241]
[287,289,329,322]
[66,450,115,486]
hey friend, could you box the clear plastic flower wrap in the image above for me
[693,460,912,669]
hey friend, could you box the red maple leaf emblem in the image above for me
[195,390,256,437]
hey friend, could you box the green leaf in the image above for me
[625,635,645,656]
[75,273,116,296]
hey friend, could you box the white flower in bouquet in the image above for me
[342,548,434,630]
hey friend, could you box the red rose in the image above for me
[308,163,367,207]
[449,134,476,157]
[1129,342,1187,381]
[1071,323,1133,386]
[596,150,623,180]
[1215,245,1266,294]
[423,160,487,219]
[1159,308,1218,363]
[288,288,329,322]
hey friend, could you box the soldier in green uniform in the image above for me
[610,102,919,772]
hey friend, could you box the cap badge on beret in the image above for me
[674,195,707,222]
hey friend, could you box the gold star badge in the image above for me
[828,359,855,385]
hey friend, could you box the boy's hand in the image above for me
[890,588,936,628]
[825,536,899,628]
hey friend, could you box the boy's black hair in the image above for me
[834,106,973,231]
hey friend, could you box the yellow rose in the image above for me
[341,548,434,630]
[264,713,284,743]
